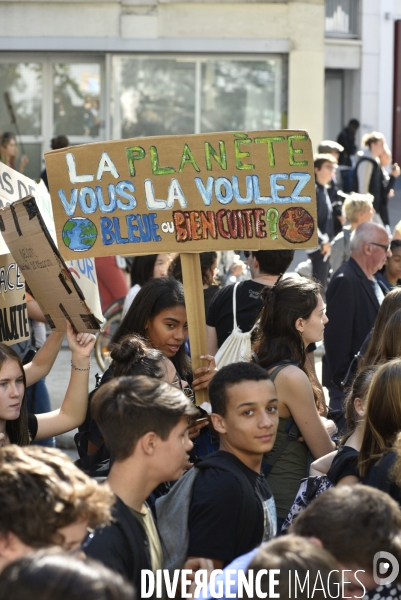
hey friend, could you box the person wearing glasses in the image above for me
[323,221,391,411]
[75,332,203,480]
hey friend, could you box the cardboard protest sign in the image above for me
[0,163,103,321]
[0,196,102,333]
[0,163,57,252]
[45,130,318,259]
[66,258,103,323]
[0,253,30,345]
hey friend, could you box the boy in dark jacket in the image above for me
[185,363,278,568]
[84,375,202,595]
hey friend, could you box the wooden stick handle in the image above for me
[180,253,209,406]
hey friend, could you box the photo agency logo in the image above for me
[142,568,369,598]
[373,551,400,586]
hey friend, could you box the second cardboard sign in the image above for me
[0,196,102,333]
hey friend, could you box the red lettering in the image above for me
[189,211,202,240]
[200,211,218,240]
[254,209,266,238]
[173,211,190,242]
[241,209,253,238]
[216,210,231,239]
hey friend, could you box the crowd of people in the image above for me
[2,123,401,600]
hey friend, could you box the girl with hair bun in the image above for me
[108,333,179,386]
[253,277,335,530]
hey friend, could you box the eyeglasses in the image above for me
[369,242,391,252]
[172,372,183,389]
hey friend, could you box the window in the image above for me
[325,0,359,38]
[0,53,287,181]
[0,56,104,180]
[53,63,102,138]
[112,55,286,139]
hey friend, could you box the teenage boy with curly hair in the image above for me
[0,445,113,570]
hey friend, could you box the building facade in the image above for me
[0,0,325,179]
[324,0,401,162]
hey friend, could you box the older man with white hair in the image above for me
[323,221,391,409]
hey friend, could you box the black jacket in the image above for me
[85,496,152,595]
[324,258,383,387]
[353,156,382,213]
[315,182,334,243]
[337,128,357,167]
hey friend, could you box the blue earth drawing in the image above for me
[62,217,97,252]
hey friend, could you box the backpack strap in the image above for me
[232,282,240,329]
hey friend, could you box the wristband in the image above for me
[71,360,90,371]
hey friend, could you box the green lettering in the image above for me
[288,134,309,166]
[205,141,227,171]
[126,146,145,177]
[150,146,176,176]
[254,136,285,168]
[234,135,255,171]
[178,144,201,173]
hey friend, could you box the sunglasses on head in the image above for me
[243,251,252,259]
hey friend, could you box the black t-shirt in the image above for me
[361,452,401,506]
[7,413,38,444]
[206,281,266,348]
[187,451,275,564]
[327,445,359,485]
[203,286,220,317]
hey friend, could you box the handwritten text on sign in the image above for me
[45,131,317,258]
[0,253,29,345]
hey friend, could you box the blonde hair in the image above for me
[342,193,374,223]
[361,131,385,147]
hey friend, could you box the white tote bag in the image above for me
[215,282,257,369]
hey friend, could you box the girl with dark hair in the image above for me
[252,277,335,528]
[359,359,401,503]
[0,551,135,600]
[78,333,195,477]
[113,277,214,388]
[310,365,378,485]
[110,277,216,451]
[369,308,401,365]
[359,287,401,370]
[0,322,95,447]
[122,253,172,317]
